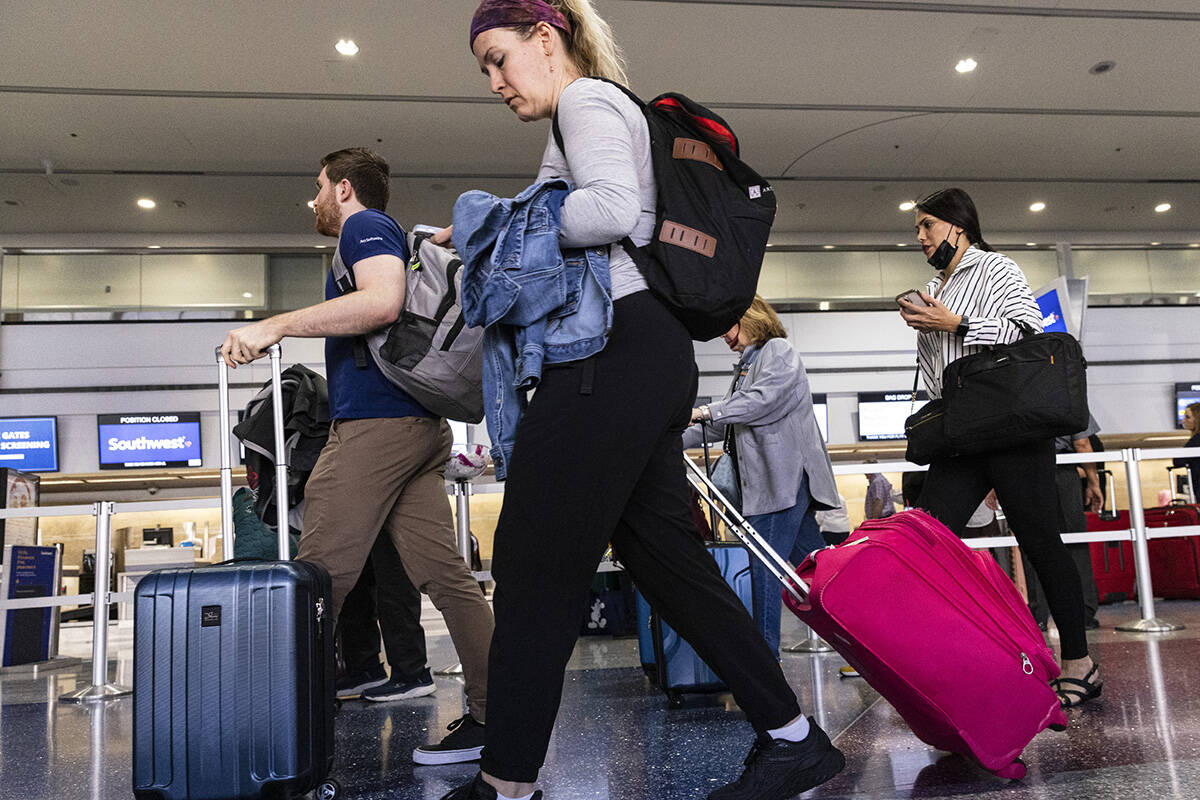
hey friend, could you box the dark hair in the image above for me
[320,147,390,211]
[915,187,992,252]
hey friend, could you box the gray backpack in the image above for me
[331,229,484,423]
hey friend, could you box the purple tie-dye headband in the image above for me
[469,0,572,51]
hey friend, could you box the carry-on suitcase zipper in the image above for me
[820,522,1051,681]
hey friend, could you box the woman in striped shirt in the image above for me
[897,188,1100,709]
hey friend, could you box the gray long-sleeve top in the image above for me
[537,78,652,300]
[683,337,840,516]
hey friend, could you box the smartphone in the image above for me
[895,289,931,307]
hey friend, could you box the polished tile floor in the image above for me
[3,600,1199,800]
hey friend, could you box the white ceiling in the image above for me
[2,0,1199,245]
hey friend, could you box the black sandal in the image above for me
[1053,664,1102,709]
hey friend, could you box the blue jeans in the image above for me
[746,474,825,658]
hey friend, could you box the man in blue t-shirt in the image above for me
[220,148,493,765]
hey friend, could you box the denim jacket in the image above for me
[453,179,612,479]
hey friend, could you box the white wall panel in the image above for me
[1073,250,1153,295]
[1148,249,1200,295]
[140,254,266,308]
[14,254,141,308]
[0,305,1196,468]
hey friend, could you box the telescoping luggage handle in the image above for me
[681,456,807,603]
[215,343,291,561]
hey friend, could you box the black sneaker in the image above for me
[439,773,542,800]
[413,713,486,765]
[362,668,436,702]
[709,718,845,800]
[335,663,388,699]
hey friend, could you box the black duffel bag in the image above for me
[905,330,1088,464]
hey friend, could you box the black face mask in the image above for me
[926,228,964,271]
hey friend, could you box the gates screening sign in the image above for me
[0,417,59,473]
[97,412,203,469]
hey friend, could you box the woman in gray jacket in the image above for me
[685,295,840,658]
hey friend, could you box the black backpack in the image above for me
[553,79,776,341]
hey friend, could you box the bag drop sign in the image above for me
[97,412,203,469]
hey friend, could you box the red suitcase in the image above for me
[1146,503,1200,599]
[684,458,1067,780]
[1085,510,1136,604]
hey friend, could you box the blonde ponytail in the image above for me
[550,0,628,84]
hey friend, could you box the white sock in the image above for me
[767,715,811,742]
[497,793,536,800]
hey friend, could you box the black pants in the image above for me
[917,438,1090,660]
[1025,466,1100,626]
[480,292,801,783]
[337,529,428,681]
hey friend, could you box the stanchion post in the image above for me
[1116,448,1184,633]
[267,344,290,560]
[215,347,235,559]
[783,623,834,653]
[61,502,132,702]
[436,479,474,677]
[454,479,473,566]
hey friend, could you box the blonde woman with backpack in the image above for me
[435,2,846,799]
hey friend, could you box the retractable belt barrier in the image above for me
[3,443,1193,699]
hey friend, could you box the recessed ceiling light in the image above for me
[335,39,359,56]
[137,198,156,209]
[242,292,253,299]
[1026,242,1037,247]
[896,243,908,247]
[307,200,315,209]
[314,245,328,249]
[147,245,161,249]
[822,245,835,250]
[818,301,831,311]
[1189,243,1200,248]
[1155,202,1172,213]
[1029,202,1046,212]
[899,201,916,211]
[955,58,978,74]
[1150,242,1161,246]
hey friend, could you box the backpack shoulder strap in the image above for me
[551,77,645,156]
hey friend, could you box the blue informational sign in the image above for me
[3,545,58,667]
[0,417,58,473]
[1035,288,1070,334]
[97,412,203,469]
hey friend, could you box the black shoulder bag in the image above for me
[905,325,1089,465]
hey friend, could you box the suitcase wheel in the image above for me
[315,778,341,800]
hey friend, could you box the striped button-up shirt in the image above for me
[918,246,1044,399]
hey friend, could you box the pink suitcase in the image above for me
[683,459,1068,780]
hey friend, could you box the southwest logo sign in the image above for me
[97,412,203,470]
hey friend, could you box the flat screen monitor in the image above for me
[1176,383,1200,428]
[97,412,203,470]
[0,417,59,473]
[812,393,828,443]
[858,391,928,441]
[142,527,174,547]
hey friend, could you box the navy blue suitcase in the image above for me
[132,560,337,800]
[636,542,755,705]
[133,346,339,800]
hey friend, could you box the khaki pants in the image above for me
[298,416,493,721]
